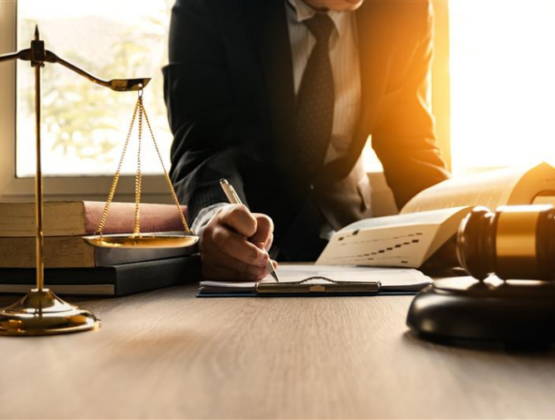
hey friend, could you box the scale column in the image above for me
[31,26,45,291]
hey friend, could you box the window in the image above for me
[16,0,173,177]
[0,0,172,201]
[450,0,555,175]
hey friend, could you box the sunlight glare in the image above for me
[450,0,555,175]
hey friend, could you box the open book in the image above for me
[317,162,555,268]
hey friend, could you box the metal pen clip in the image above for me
[256,277,381,294]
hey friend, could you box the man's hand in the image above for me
[200,204,276,281]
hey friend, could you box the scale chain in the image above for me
[96,91,192,236]
[140,99,192,234]
[133,97,144,237]
[95,98,141,235]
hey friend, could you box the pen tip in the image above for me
[220,178,228,185]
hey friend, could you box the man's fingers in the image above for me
[202,247,267,280]
[209,224,268,267]
[252,234,273,252]
[264,233,274,252]
[202,263,265,282]
[218,204,258,238]
[250,214,274,247]
[200,207,276,282]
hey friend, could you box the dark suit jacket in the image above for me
[164,0,450,248]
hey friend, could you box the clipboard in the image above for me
[255,277,380,295]
[197,265,432,298]
[197,277,419,297]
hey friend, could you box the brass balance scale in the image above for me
[0,28,198,336]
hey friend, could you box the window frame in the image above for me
[431,0,451,171]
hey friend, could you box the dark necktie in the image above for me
[292,13,335,177]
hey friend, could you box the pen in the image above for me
[219,178,280,283]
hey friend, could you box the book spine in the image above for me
[0,237,94,268]
[83,202,189,234]
[0,256,201,297]
[114,256,201,296]
[0,202,190,237]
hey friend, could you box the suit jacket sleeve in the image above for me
[372,2,450,210]
[164,0,248,224]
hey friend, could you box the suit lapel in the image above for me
[243,0,296,151]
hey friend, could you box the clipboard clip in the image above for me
[256,277,381,295]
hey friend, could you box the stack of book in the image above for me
[0,201,200,296]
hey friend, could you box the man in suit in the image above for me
[164,0,450,281]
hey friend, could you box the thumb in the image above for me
[249,214,274,250]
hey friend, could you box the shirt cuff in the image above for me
[191,203,228,248]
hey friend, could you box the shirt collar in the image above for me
[287,0,349,39]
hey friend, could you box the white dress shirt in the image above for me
[286,0,361,164]
[192,0,362,237]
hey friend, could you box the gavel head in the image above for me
[457,204,555,281]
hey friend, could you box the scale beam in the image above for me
[0,50,150,92]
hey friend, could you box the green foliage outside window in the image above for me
[19,3,172,167]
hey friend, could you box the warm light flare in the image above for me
[450,0,555,175]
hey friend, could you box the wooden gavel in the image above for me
[457,204,555,280]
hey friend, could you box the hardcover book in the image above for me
[0,235,196,268]
[0,201,188,237]
[0,256,201,297]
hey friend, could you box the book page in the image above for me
[400,162,555,214]
[316,207,470,268]
[338,207,468,230]
[505,162,555,205]
[200,265,432,291]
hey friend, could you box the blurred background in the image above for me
[16,0,173,177]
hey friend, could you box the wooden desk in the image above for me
[0,285,554,419]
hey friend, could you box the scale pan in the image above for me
[83,232,198,249]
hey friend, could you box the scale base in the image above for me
[407,277,555,348]
[0,289,100,336]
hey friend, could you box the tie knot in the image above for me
[305,13,335,45]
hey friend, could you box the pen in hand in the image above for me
[220,179,280,283]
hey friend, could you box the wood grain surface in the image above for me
[0,285,554,419]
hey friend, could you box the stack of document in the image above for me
[198,265,432,297]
